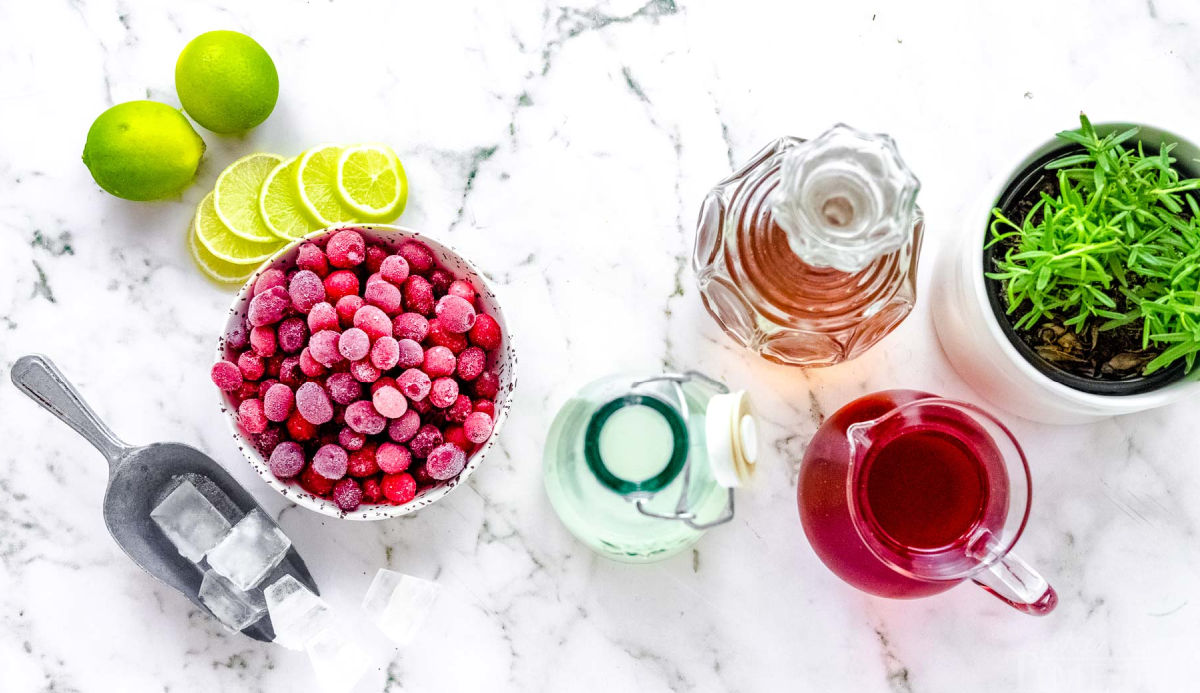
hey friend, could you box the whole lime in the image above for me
[175,30,279,134]
[82,100,206,201]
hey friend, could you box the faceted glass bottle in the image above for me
[694,125,924,367]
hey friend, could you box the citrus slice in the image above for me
[296,144,359,226]
[260,156,321,240]
[214,152,284,242]
[336,144,408,221]
[188,214,256,285]
[194,191,283,264]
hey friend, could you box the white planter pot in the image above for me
[932,121,1200,424]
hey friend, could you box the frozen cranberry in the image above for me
[335,295,364,328]
[426,443,466,480]
[286,409,318,441]
[299,348,327,377]
[420,345,454,377]
[365,277,404,315]
[403,275,435,316]
[296,242,331,277]
[361,477,384,503]
[306,302,339,333]
[323,270,360,302]
[456,346,486,381]
[448,280,476,303]
[408,424,443,458]
[464,411,494,444]
[445,394,473,423]
[396,368,431,401]
[353,305,391,341]
[263,383,295,422]
[237,352,265,381]
[469,313,502,350]
[289,270,326,313]
[211,360,243,392]
[373,442,410,474]
[472,399,495,416]
[278,355,302,387]
[346,443,378,477]
[296,381,334,424]
[237,398,268,434]
[312,443,349,480]
[474,370,500,399]
[388,410,421,443]
[370,385,407,418]
[249,325,277,357]
[349,359,381,383]
[412,464,435,487]
[381,472,417,504]
[429,377,459,408]
[275,317,306,354]
[365,244,388,273]
[248,286,291,327]
[258,378,279,400]
[268,441,305,479]
[345,400,387,435]
[395,339,424,368]
[428,269,452,296]
[268,354,286,378]
[326,372,362,405]
[369,336,400,370]
[331,478,362,511]
[338,327,371,361]
[326,229,366,268]
[224,323,250,351]
[338,426,366,451]
[443,425,472,452]
[298,465,336,496]
[398,240,434,273]
[370,376,397,394]
[409,396,433,415]
[253,268,287,296]
[310,330,344,367]
[234,380,259,401]
[392,312,429,341]
[380,255,410,284]
[255,426,284,456]
[427,318,469,353]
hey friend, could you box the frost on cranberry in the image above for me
[289,270,326,314]
[338,327,371,361]
[395,339,424,369]
[312,443,349,480]
[254,268,287,296]
[238,352,265,381]
[353,304,391,341]
[447,280,476,303]
[332,478,363,511]
[361,243,385,273]
[335,295,365,327]
[347,444,379,477]
[268,441,306,479]
[474,370,500,399]
[376,442,412,474]
[398,240,435,273]
[473,399,495,417]
[211,360,243,392]
[422,345,456,378]
[238,398,268,434]
[408,424,443,458]
[299,348,327,377]
[429,377,459,408]
[469,313,502,350]
[426,443,466,480]
[296,381,334,425]
[263,383,295,422]
[435,295,476,333]
[365,276,403,314]
[392,312,429,342]
[402,275,435,316]
[446,394,473,423]
[381,472,417,504]
[349,359,381,383]
[388,410,421,443]
[456,346,486,381]
[372,385,408,418]
[338,426,366,451]
[276,317,308,354]
[306,302,339,333]
[345,400,387,435]
[397,368,431,401]
[326,229,366,268]
[324,270,360,302]
[250,325,277,357]
[369,336,400,371]
[248,286,291,327]
[380,255,410,284]
[255,426,284,456]
[427,318,468,354]
[308,330,343,367]
[296,242,331,277]
[464,411,494,444]
[326,372,362,405]
[224,323,250,351]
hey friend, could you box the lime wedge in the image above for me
[194,191,283,264]
[260,156,321,240]
[336,144,407,221]
[296,144,359,226]
[188,214,256,285]
[214,152,284,242]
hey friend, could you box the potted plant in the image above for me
[933,115,1200,423]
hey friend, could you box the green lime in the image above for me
[175,30,279,134]
[336,144,407,221]
[296,144,358,226]
[214,152,284,242]
[189,214,256,285]
[260,156,321,240]
[82,101,205,201]
[194,191,282,264]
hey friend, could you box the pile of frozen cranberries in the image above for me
[211,229,502,512]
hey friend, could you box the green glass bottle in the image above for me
[543,371,757,562]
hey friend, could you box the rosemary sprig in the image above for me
[987,114,1200,375]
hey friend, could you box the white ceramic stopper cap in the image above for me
[705,390,758,488]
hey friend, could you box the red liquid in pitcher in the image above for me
[798,390,1009,598]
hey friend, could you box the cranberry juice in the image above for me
[798,390,1008,598]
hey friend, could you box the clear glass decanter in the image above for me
[693,124,924,367]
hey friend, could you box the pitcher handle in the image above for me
[971,550,1058,616]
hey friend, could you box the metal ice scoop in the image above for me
[10,354,319,642]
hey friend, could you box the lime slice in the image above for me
[194,191,283,264]
[260,156,321,240]
[336,144,408,221]
[188,214,256,285]
[214,152,284,242]
[296,144,359,226]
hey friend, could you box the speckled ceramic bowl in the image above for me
[216,225,516,520]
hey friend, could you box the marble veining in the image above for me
[4,0,1200,691]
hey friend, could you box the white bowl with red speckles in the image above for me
[216,225,516,520]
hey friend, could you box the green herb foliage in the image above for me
[987,114,1200,374]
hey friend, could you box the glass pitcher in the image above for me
[797,389,1057,615]
[543,371,757,562]
[693,124,924,367]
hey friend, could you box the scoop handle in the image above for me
[10,354,130,467]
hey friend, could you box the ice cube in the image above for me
[305,626,370,693]
[265,574,334,650]
[207,509,291,591]
[150,480,232,561]
[361,569,440,647]
[199,569,265,632]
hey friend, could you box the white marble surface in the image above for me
[3,0,1200,691]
